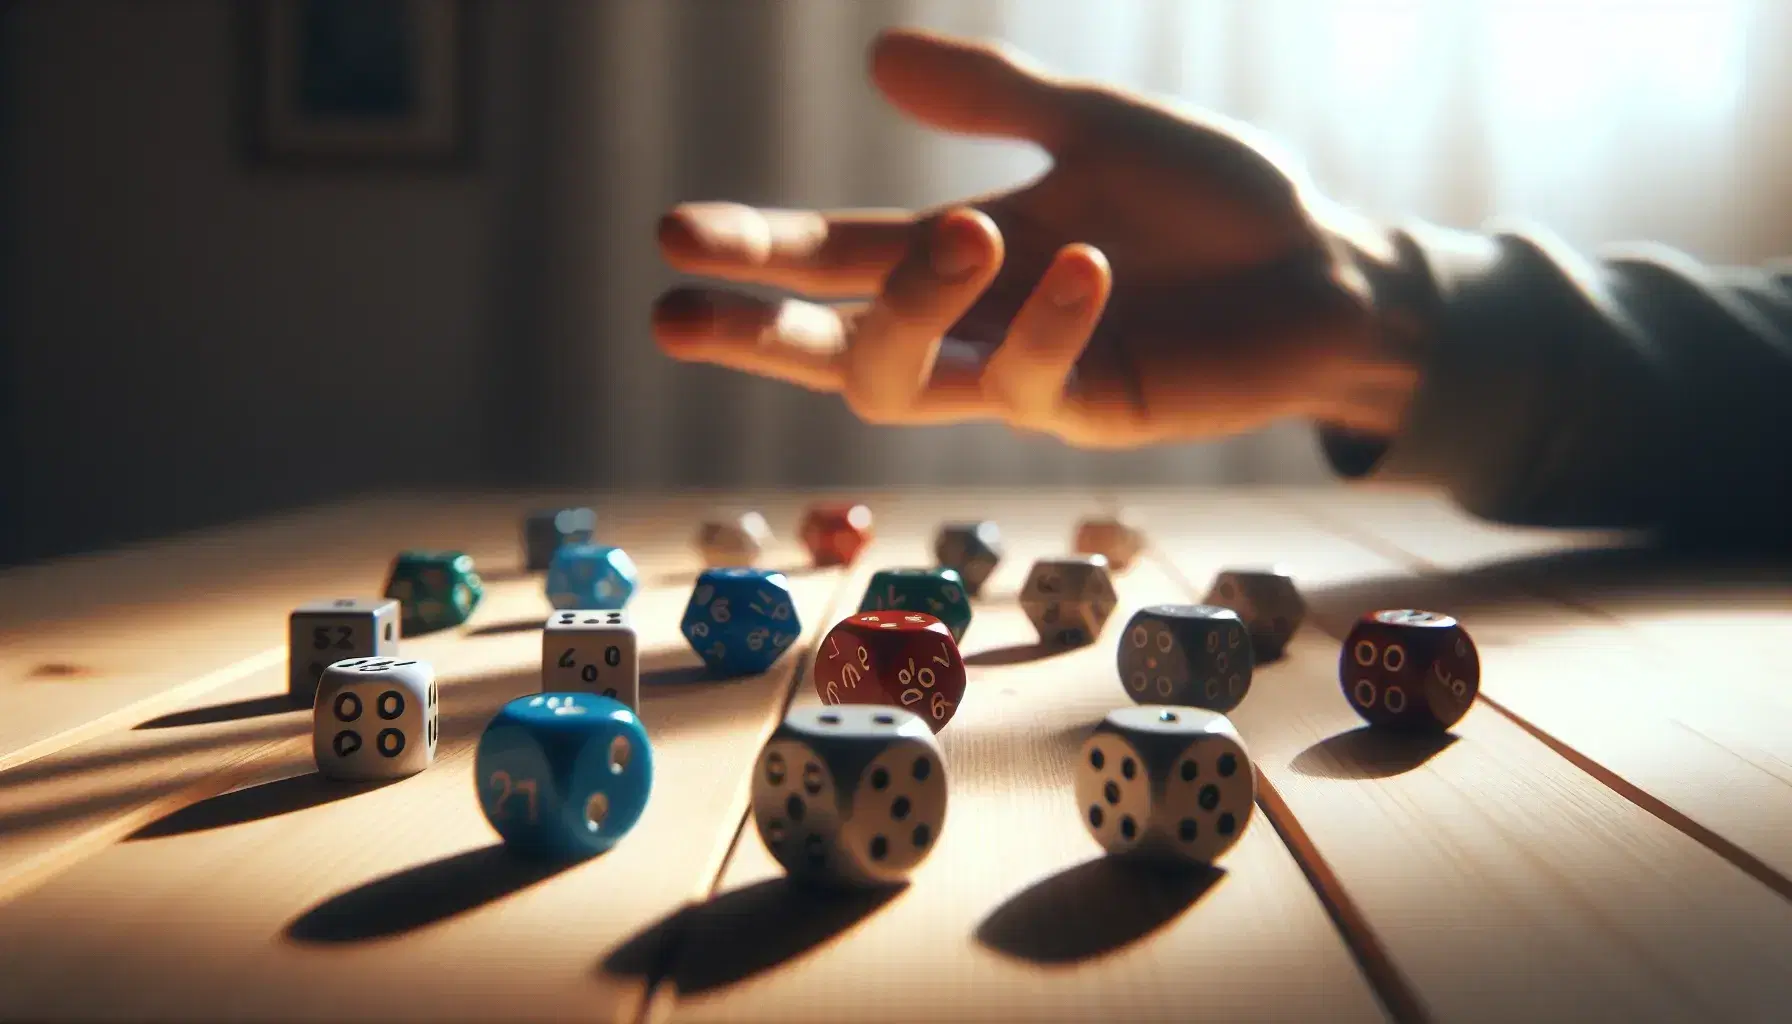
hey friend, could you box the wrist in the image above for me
[1313,207,1436,437]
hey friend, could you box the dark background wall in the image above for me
[0,1,547,564]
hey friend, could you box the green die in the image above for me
[384,550,485,635]
[858,567,972,643]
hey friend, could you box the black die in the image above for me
[1116,604,1253,711]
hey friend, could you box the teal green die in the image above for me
[384,551,484,635]
[859,567,972,643]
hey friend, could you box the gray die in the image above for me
[1203,569,1305,662]
[1116,604,1254,712]
[288,598,399,703]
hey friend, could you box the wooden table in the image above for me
[3,488,1791,1023]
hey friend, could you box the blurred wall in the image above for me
[0,1,549,564]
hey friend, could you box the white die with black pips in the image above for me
[1076,705,1255,866]
[313,657,439,781]
[751,705,948,889]
[541,608,640,712]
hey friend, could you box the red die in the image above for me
[1339,609,1479,731]
[814,611,966,732]
[800,503,874,567]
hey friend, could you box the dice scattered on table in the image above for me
[814,611,966,732]
[546,543,639,610]
[475,693,653,860]
[1019,555,1117,648]
[313,657,438,781]
[542,609,639,711]
[1204,568,1305,662]
[933,521,1002,597]
[1073,515,1146,573]
[384,551,484,635]
[680,568,802,677]
[752,705,949,889]
[287,597,399,704]
[1340,610,1480,731]
[800,503,874,567]
[1076,705,1255,866]
[523,507,597,572]
[1116,604,1254,712]
[695,511,773,568]
[858,567,972,643]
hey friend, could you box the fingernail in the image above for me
[931,219,986,279]
[1052,270,1090,310]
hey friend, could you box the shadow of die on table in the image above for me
[127,771,397,840]
[468,616,547,638]
[1290,726,1460,781]
[135,694,308,730]
[286,843,577,944]
[976,857,1225,965]
[599,877,899,997]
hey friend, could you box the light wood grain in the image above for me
[0,497,842,1022]
[656,496,1387,1024]
[0,492,726,770]
[1130,490,1792,1022]
[0,494,709,899]
[1276,489,1792,898]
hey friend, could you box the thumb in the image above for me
[868,29,1072,150]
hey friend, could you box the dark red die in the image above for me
[814,611,966,732]
[800,503,874,567]
[1339,609,1479,731]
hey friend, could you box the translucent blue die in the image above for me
[546,543,638,610]
[680,569,802,678]
[474,693,654,861]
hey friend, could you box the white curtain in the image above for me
[540,0,1790,490]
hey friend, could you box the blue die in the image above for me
[680,569,802,678]
[475,693,654,860]
[546,544,638,610]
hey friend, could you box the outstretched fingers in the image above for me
[652,287,853,393]
[658,204,915,298]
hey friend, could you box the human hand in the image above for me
[653,29,1421,448]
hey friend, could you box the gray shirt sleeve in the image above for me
[1321,223,1792,539]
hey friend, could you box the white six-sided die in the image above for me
[1076,705,1256,866]
[313,657,438,780]
[541,609,640,712]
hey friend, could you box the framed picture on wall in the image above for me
[240,0,474,168]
